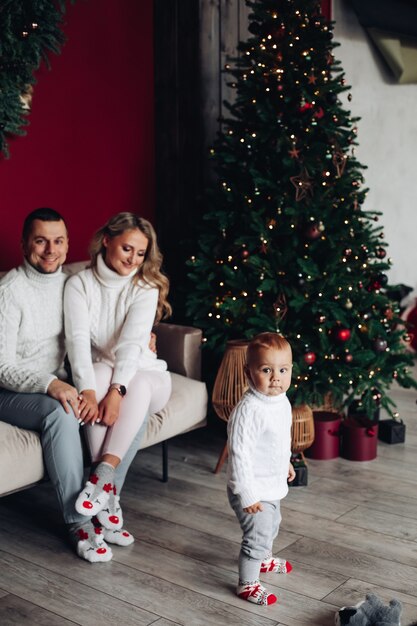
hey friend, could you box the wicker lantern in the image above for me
[291,404,315,460]
[212,339,249,473]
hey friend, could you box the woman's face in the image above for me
[103,228,149,276]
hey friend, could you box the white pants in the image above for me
[85,362,171,463]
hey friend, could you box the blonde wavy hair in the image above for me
[89,212,171,323]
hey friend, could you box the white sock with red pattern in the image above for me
[68,520,113,563]
[75,462,114,516]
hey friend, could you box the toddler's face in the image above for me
[245,346,292,397]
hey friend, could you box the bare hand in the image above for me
[47,379,80,417]
[98,390,122,427]
[78,389,99,425]
[288,462,296,482]
[243,501,263,514]
[149,331,157,354]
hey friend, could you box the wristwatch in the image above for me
[109,383,127,397]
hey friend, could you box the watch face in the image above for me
[119,385,127,396]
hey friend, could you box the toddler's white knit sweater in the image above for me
[0,260,67,393]
[64,254,167,393]
[227,385,292,509]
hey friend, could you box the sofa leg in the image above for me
[162,440,168,482]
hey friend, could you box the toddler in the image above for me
[227,332,295,606]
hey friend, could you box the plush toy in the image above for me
[335,593,402,626]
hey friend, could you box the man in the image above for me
[0,208,144,562]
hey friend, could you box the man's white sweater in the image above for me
[0,260,67,393]
[63,254,167,393]
[227,385,292,509]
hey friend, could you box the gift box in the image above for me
[378,419,405,444]
[305,411,342,460]
[340,417,378,461]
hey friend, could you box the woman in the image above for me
[64,212,172,550]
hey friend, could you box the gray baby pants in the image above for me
[228,486,281,583]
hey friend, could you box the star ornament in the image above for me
[332,149,348,177]
[288,145,300,159]
[290,168,313,201]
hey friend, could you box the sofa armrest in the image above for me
[154,323,202,380]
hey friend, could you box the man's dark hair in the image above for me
[22,207,67,243]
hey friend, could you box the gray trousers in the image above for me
[0,390,148,524]
[228,486,281,583]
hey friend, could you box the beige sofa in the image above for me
[0,262,208,496]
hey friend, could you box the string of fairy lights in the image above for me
[187,1,417,416]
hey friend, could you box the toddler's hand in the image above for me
[243,502,263,514]
[288,462,296,482]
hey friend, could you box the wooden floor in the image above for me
[1,375,417,626]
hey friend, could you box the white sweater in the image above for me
[227,385,292,508]
[0,260,67,393]
[63,254,167,393]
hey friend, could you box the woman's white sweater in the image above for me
[227,385,292,508]
[0,260,67,393]
[63,254,167,393]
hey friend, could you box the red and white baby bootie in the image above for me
[237,580,277,605]
[260,556,292,574]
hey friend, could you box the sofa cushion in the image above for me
[140,372,207,449]
[0,421,44,496]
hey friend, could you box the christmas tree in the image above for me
[0,1,73,157]
[186,0,417,417]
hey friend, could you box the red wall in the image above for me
[0,0,154,269]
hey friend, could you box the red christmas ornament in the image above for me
[304,351,316,365]
[336,328,351,342]
[241,249,250,259]
[345,353,353,363]
[314,107,324,119]
[299,102,314,113]
[376,247,387,259]
[305,223,321,239]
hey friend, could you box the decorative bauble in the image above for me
[376,247,387,259]
[335,327,351,342]
[345,353,353,363]
[374,338,387,352]
[305,222,323,239]
[326,91,337,104]
[299,102,314,113]
[359,324,368,333]
[377,273,388,286]
[345,299,353,309]
[384,308,394,320]
[258,291,263,298]
[368,280,381,292]
[241,249,250,259]
[304,352,316,365]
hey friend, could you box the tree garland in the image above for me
[0,0,74,157]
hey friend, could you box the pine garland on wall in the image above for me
[0,0,74,157]
[186,0,417,418]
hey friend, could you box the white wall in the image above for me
[333,0,417,295]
